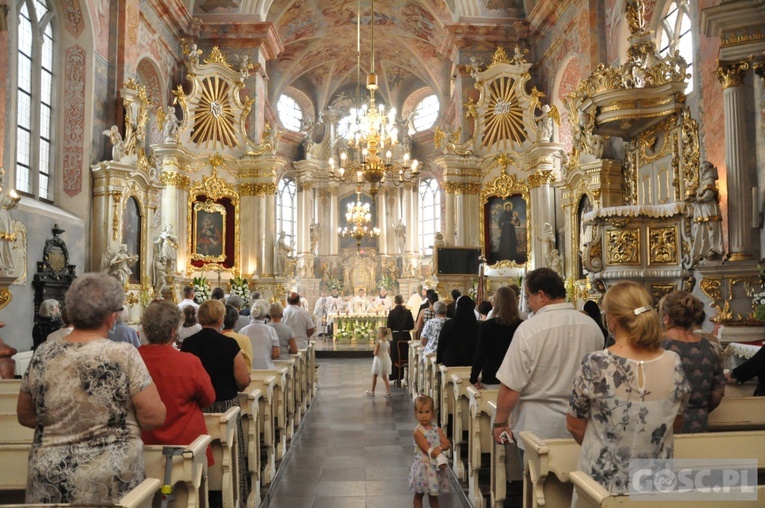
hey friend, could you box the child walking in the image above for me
[366,326,392,397]
[409,395,451,508]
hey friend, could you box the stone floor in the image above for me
[261,358,471,508]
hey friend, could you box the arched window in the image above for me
[658,0,694,94]
[412,94,439,132]
[277,177,297,249]
[277,94,303,132]
[419,178,440,254]
[15,0,56,201]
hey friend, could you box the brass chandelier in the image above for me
[338,190,380,250]
[328,0,419,198]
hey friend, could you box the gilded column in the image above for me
[717,62,753,261]
[159,169,190,273]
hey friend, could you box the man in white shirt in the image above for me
[492,268,602,459]
[370,288,393,312]
[283,292,316,348]
[178,286,199,311]
[313,291,330,336]
[350,289,370,314]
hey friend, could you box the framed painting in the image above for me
[480,174,530,268]
[121,196,141,284]
[192,200,226,262]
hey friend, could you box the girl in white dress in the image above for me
[366,327,392,397]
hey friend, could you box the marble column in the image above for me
[329,186,340,256]
[444,189,456,246]
[717,61,753,261]
[377,188,389,255]
[528,171,557,270]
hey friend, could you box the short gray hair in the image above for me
[269,302,284,318]
[251,291,261,300]
[116,307,130,324]
[226,294,243,310]
[433,300,447,315]
[251,299,270,320]
[141,301,182,344]
[39,299,60,318]
[66,273,124,330]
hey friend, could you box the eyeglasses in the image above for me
[114,307,124,313]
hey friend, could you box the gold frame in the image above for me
[192,200,227,262]
[479,174,530,269]
[186,168,240,274]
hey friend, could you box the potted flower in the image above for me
[753,290,765,322]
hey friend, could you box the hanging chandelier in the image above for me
[328,0,419,197]
[337,190,380,250]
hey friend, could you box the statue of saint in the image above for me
[103,126,125,161]
[274,231,293,275]
[0,189,20,273]
[395,218,406,255]
[162,106,179,141]
[310,220,320,255]
[153,256,167,298]
[154,224,178,272]
[106,244,138,287]
[691,161,724,262]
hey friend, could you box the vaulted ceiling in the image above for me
[194,0,529,114]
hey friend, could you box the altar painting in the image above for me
[485,194,527,266]
[121,196,141,284]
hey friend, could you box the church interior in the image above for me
[0,0,764,353]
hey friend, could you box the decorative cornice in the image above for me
[160,171,190,190]
[444,182,481,195]
[716,61,750,89]
[238,183,276,196]
[527,170,556,189]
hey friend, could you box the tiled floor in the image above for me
[262,358,471,508]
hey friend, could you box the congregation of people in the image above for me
[10,267,765,507]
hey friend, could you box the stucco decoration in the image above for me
[63,45,86,197]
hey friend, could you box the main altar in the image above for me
[332,312,388,343]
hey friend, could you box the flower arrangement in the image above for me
[753,290,765,322]
[378,274,396,292]
[230,276,250,307]
[325,276,342,292]
[192,276,211,304]
[467,277,478,300]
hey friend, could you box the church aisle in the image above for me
[263,358,470,508]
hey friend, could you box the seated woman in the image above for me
[138,301,215,463]
[420,300,448,359]
[567,281,689,496]
[177,305,202,343]
[659,290,725,433]
[222,304,253,370]
[240,299,280,370]
[470,287,523,388]
[18,273,166,504]
[180,299,249,504]
[267,302,298,356]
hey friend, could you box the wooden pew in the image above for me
[273,357,297,441]
[308,341,317,401]
[204,408,241,508]
[707,397,765,431]
[289,350,305,428]
[408,341,417,397]
[237,386,262,505]
[243,374,276,484]
[522,429,765,508]
[570,471,765,508]
[0,443,32,494]
[143,434,212,508]
[487,400,523,508]
[250,367,288,460]
[430,356,441,419]
[410,343,424,398]
[0,379,22,395]
[0,478,163,508]
[450,370,473,482]
[438,366,471,441]
[0,392,18,412]
[296,347,310,416]
[466,386,499,508]
[0,413,34,443]
[421,353,437,402]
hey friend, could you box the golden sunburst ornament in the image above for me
[191,76,237,149]
[482,76,528,148]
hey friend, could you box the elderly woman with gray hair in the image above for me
[108,307,140,347]
[18,273,166,504]
[240,299,280,369]
[268,301,298,356]
[420,300,448,360]
[138,301,215,464]
[32,298,62,349]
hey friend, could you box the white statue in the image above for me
[691,161,724,262]
[0,189,20,273]
[274,231,293,275]
[103,125,125,161]
[549,249,564,278]
[539,222,556,268]
[103,244,138,287]
[153,256,167,298]
[162,106,179,141]
[154,224,178,272]
[309,220,320,255]
[395,218,406,255]
[535,105,555,141]
[433,231,446,248]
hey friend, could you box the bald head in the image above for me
[288,292,300,305]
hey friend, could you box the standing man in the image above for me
[350,289,370,314]
[283,292,316,348]
[371,288,393,311]
[491,268,602,460]
[387,294,414,383]
[313,291,329,337]
[326,288,345,337]
[178,286,199,311]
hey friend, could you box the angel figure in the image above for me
[434,127,445,150]
[466,56,482,80]
[102,244,138,287]
[535,104,560,142]
[433,232,446,249]
[512,45,528,64]
[103,126,125,161]
[162,106,179,141]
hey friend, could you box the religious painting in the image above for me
[192,200,226,262]
[121,196,141,285]
[480,173,530,268]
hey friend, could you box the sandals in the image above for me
[365,390,375,396]
[384,392,392,398]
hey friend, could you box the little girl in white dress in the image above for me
[366,327,392,397]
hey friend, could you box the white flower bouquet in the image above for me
[753,290,765,322]
[192,276,211,304]
[230,276,250,307]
